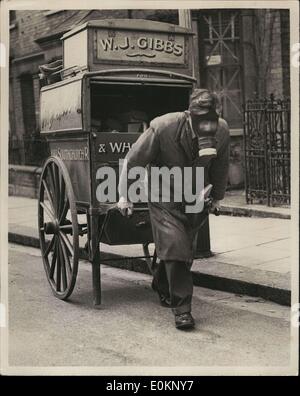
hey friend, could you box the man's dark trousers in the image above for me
[154,260,193,315]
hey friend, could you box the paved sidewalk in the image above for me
[7,196,291,305]
[221,190,290,219]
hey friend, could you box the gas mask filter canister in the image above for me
[190,113,218,166]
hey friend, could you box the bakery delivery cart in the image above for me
[38,19,202,306]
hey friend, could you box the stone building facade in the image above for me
[9,9,290,188]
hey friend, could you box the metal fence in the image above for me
[243,95,290,206]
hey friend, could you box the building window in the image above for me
[198,10,243,130]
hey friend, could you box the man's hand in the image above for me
[117,196,133,217]
[210,199,221,215]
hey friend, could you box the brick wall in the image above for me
[280,10,290,98]
[9,164,41,198]
[241,9,289,99]
[10,10,75,58]
[266,10,284,97]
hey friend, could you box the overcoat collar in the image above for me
[175,111,194,162]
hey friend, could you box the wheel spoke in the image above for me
[58,172,66,218]
[58,241,67,291]
[59,230,74,257]
[56,242,62,292]
[44,235,55,258]
[42,179,55,215]
[51,162,60,209]
[59,199,69,224]
[47,166,58,215]
[40,201,56,223]
[49,238,57,279]
[60,237,72,278]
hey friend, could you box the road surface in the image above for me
[7,244,291,373]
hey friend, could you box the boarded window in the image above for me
[198,10,243,130]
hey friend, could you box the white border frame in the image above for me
[0,0,298,376]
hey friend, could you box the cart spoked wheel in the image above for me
[38,156,79,300]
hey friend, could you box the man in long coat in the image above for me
[118,89,230,329]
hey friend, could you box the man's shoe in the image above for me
[151,279,171,308]
[175,313,195,330]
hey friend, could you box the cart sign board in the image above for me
[49,139,91,203]
[61,19,194,75]
[95,30,185,65]
[40,78,82,133]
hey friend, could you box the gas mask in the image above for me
[190,110,218,167]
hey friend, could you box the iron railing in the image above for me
[243,95,290,206]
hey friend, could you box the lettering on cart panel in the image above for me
[95,30,185,65]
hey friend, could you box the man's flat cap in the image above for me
[189,89,217,115]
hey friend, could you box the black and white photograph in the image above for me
[0,0,299,377]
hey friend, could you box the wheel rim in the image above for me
[38,156,79,299]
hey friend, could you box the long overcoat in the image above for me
[119,111,230,263]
